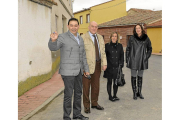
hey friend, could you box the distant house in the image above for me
[73,0,127,34]
[18,0,73,96]
[97,8,162,53]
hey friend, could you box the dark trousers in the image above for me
[83,60,101,108]
[61,70,82,120]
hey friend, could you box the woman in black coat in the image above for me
[103,32,124,102]
[126,24,152,100]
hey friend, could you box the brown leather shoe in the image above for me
[84,107,90,114]
[91,104,104,110]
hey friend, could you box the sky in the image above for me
[73,0,162,13]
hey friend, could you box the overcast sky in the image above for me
[73,0,162,13]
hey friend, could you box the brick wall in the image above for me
[97,25,147,48]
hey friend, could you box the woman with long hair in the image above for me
[103,32,124,102]
[126,24,152,100]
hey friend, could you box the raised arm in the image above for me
[48,31,63,51]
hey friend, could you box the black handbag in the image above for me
[120,71,126,86]
[116,64,126,86]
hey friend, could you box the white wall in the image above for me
[50,0,73,61]
[18,0,52,82]
[51,0,73,34]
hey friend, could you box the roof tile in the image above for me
[99,9,162,27]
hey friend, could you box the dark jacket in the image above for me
[126,33,152,70]
[103,42,124,79]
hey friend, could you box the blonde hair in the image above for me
[109,32,120,44]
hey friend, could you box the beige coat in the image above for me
[81,32,107,74]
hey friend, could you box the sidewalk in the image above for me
[18,71,64,120]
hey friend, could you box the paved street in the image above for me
[28,55,162,120]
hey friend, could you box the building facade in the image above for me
[50,0,73,67]
[74,0,127,34]
[51,0,73,34]
[147,20,162,53]
[18,0,73,96]
[97,9,162,53]
[97,25,145,50]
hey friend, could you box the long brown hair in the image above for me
[133,24,145,35]
[109,32,120,44]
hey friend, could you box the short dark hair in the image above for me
[68,18,79,25]
[133,24,145,35]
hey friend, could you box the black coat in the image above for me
[103,42,124,79]
[126,33,152,70]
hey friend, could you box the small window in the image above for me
[62,15,67,33]
[86,14,90,23]
[80,16,83,24]
[55,15,58,32]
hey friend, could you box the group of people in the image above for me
[48,18,152,120]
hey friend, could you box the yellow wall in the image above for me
[90,0,127,24]
[74,0,127,34]
[147,27,162,53]
[74,10,90,34]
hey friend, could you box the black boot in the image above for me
[113,82,119,101]
[131,76,137,100]
[137,76,144,99]
[107,79,115,102]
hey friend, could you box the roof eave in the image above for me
[98,23,145,28]
[73,8,90,14]
[147,25,162,28]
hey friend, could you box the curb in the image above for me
[21,87,64,120]
[152,53,162,56]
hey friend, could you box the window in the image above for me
[55,15,58,32]
[71,0,73,10]
[80,16,83,24]
[62,15,67,33]
[62,19,64,33]
[86,14,90,23]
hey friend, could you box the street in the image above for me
[28,55,162,120]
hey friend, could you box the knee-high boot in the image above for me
[131,76,137,100]
[137,76,144,99]
[107,79,115,101]
[107,80,112,98]
[113,83,119,100]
